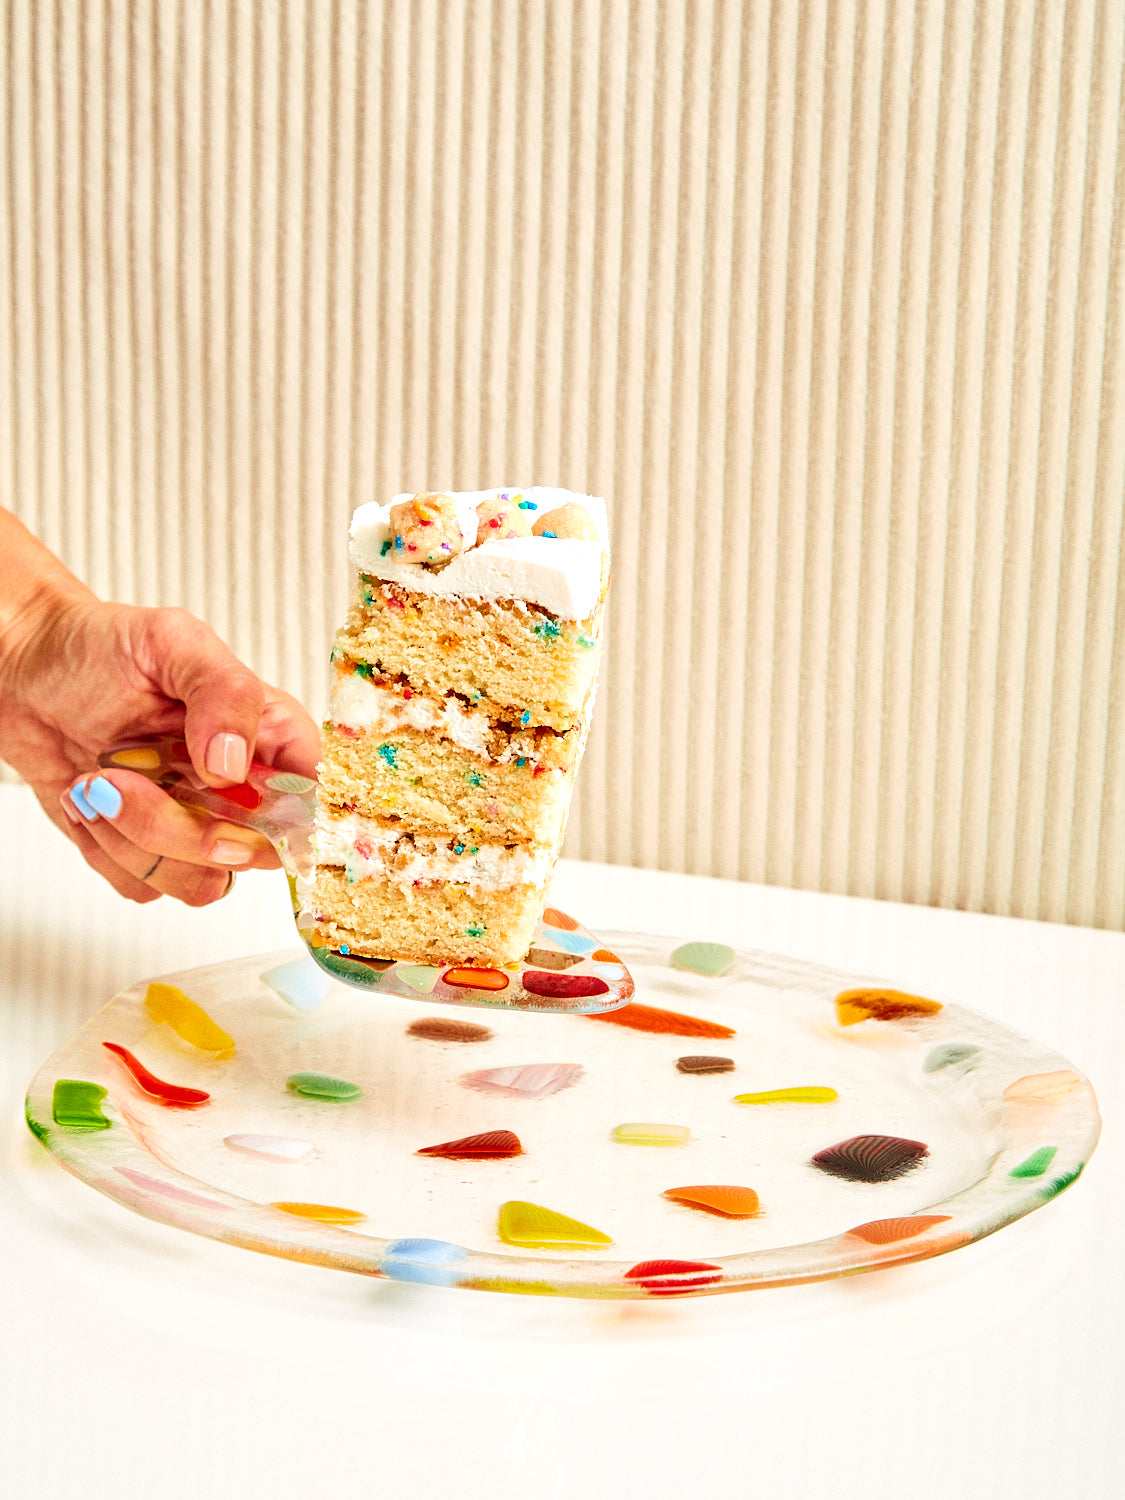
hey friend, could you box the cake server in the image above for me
[97,735,633,1015]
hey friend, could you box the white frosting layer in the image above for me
[328,672,492,758]
[315,809,551,890]
[349,487,608,621]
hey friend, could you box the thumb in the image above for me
[145,608,266,786]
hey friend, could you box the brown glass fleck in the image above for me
[406,1017,493,1043]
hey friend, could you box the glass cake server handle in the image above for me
[98,734,316,881]
[97,735,634,1015]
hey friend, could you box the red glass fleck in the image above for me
[212,780,263,811]
[811,1135,929,1183]
[102,1041,210,1107]
[586,1002,735,1039]
[443,966,510,992]
[624,1258,724,1295]
[521,971,610,1000]
[417,1129,523,1160]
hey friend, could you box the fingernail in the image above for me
[84,776,123,819]
[211,839,254,866]
[59,791,84,824]
[206,732,249,782]
[68,783,99,821]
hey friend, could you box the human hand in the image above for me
[0,592,320,906]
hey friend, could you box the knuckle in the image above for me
[176,867,229,908]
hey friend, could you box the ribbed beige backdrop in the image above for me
[3,1,1125,929]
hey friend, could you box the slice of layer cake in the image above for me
[312,487,609,967]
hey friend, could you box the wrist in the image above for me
[0,512,97,703]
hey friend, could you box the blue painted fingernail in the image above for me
[68,784,99,820]
[83,777,123,819]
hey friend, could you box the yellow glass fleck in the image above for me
[145,982,235,1057]
[835,988,943,1026]
[733,1087,838,1105]
[611,1122,691,1145]
[270,1201,366,1225]
[109,746,163,771]
[498,1200,613,1250]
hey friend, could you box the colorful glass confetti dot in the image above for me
[287,1071,362,1102]
[670,941,735,977]
[613,1122,691,1146]
[144,982,235,1057]
[498,1201,612,1250]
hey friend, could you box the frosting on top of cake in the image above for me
[349,487,608,620]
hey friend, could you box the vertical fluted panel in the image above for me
[3,1,1125,930]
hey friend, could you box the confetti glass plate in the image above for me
[25,935,1100,1299]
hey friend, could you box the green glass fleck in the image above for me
[466,922,486,937]
[465,770,483,787]
[354,661,375,679]
[52,1079,112,1131]
[1040,1164,1084,1200]
[313,950,385,986]
[670,941,736,977]
[24,1100,49,1143]
[922,1042,982,1074]
[287,1071,363,1102]
[1009,1145,1059,1179]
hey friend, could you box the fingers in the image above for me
[254,688,323,780]
[139,608,266,787]
[60,767,276,906]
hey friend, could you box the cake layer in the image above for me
[313,866,545,966]
[319,723,572,843]
[340,583,600,730]
[315,808,553,889]
[327,659,583,770]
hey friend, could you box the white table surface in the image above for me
[0,782,1120,1499]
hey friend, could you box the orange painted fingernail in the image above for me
[205,732,249,782]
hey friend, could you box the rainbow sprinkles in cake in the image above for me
[312,487,609,967]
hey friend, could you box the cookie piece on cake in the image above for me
[312,487,609,967]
